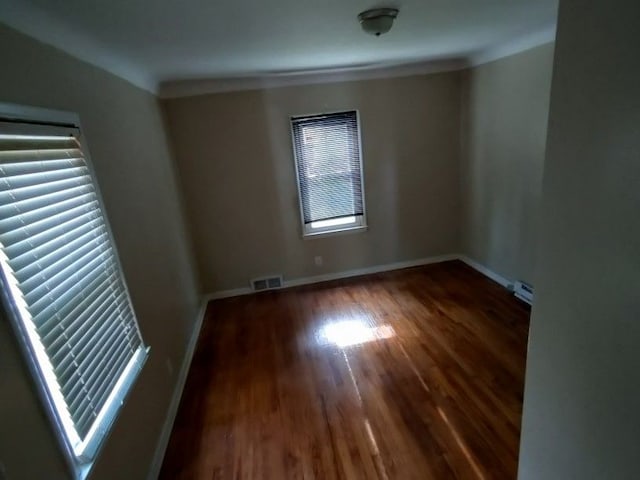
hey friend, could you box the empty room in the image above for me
[0,0,638,479]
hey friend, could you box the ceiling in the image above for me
[1,0,558,94]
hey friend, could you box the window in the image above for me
[291,110,366,236]
[0,109,147,479]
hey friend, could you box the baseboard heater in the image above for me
[513,280,533,305]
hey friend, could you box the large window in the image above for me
[0,108,147,479]
[291,111,366,236]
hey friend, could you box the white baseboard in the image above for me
[284,254,460,288]
[458,255,513,289]
[146,299,208,480]
[207,286,253,300]
[203,253,460,301]
[204,254,513,302]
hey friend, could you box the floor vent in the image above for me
[513,280,533,305]
[251,275,284,292]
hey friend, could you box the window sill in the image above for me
[303,224,368,239]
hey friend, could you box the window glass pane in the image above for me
[310,216,357,229]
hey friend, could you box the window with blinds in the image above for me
[0,118,147,476]
[291,111,366,236]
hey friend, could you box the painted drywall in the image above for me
[461,43,555,284]
[0,24,200,480]
[518,0,640,478]
[163,74,463,292]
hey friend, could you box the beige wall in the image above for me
[164,73,463,292]
[518,0,640,478]
[461,43,555,284]
[0,25,200,479]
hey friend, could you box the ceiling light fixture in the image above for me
[358,8,399,36]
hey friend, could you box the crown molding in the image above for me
[157,58,470,99]
[158,24,557,99]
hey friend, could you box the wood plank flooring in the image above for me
[159,260,530,479]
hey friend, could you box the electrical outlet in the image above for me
[165,357,174,377]
[314,256,323,266]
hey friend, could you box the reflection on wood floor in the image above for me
[160,260,530,479]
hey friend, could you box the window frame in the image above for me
[290,109,368,238]
[0,102,149,480]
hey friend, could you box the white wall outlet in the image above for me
[314,256,323,266]
[165,357,174,377]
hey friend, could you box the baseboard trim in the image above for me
[458,255,513,289]
[147,299,208,480]
[283,254,460,288]
[203,254,513,302]
[204,254,460,301]
[207,286,253,300]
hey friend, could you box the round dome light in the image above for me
[358,8,399,36]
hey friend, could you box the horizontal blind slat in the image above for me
[58,319,134,427]
[35,262,117,332]
[0,173,92,200]
[68,330,134,410]
[47,290,128,365]
[39,270,120,342]
[23,245,112,307]
[0,185,94,227]
[26,251,115,316]
[0,149,83,166]
[61,314,129,398]
[73,343,133,438]
[13,227,107,281]
[0,202,100,249]
[50,291,131,366]
[0,161,87,188]
[65,327,130,419]
[0,191,96,235]
[0,198,98,245]
[76,344,136,436]
[17,233,109,293]
[10,218,105,273]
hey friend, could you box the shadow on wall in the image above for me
[391,74,463,258]
[459,43,555,285]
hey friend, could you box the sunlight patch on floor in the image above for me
[321,320,395,347]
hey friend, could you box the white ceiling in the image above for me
[1,0,558,95]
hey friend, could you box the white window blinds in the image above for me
[291,111,366,235]
[0,121,147,468]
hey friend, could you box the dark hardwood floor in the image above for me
[160,260,530,479]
